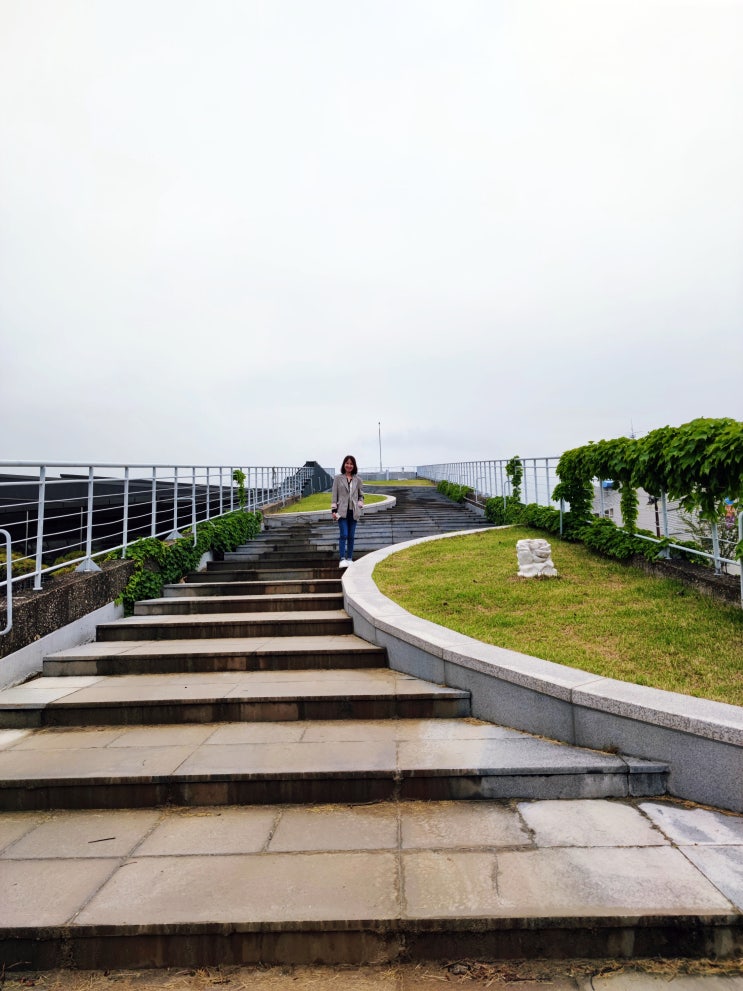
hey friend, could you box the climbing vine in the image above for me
[505,456,523,502]
[232,469,247,510]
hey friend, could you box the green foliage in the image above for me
[484,496,524,525]
[588,436,639,534]
[232,469,247,510]
[0,550,35,578]
[505,456,523,502]
[520,503,563,534]
[581,517,661,562]
[552,446,595,522]
[109,510,261,614]
[51,550,87,577]
[633,418,743,522]
[437,480,471,504]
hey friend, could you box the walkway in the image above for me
[0,488,741,969]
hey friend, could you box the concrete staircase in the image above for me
[0,488,739,969]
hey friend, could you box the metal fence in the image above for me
[417,458,743,606]
[417,458,560,508]
[0,461,322,634]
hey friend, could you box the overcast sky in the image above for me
[1,0,741,474]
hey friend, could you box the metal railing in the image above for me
[0,461,320,635]
[417,459,743,607]
[417,458,560,508]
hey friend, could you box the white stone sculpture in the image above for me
[516,538,558,578]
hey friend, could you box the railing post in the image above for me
[76,466,102,572]
[219,467,224,516]
[33,466,47,590]
[1,529,12,634]
[167,467,182,540]
[151,467,158,537]
[122,467,130,558]
[661,492,670,558]
[711,520,721,575]
[544,458,551,507]
[192,468,198,545]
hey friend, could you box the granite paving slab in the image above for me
[641,803,743,845]
[518,798,667,847]
[74,851,401,925]
[402,847,737,918]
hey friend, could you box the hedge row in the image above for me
[108,509,262,614]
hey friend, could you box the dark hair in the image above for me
[341,454,358,475]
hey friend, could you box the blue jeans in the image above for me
[338,512,357,560]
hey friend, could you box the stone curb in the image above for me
[342,530,743,814]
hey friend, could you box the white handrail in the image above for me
[0,461,331,635]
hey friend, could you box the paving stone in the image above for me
[680,846,743,911]
[400,801,529,849]
[0,745,198,780]
[269,804,399,851]
[135,807,277,855]
[641,803,743,845]
[7,727,127,749]
[205,722,307,744]
[593,975,743,991]
[0,729,31,750]
[518,799,667,847]
[0,858,121,926]
[0,811,47,853]
[75,852,400,924]
[397,738,625,773]
[175,739,398,776]
[402,847,736,918]
[2,809,161,858]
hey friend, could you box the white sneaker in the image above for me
[339,559,349,569]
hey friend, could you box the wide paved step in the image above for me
[42,635,386,676]
[189,566,342,582]
[96,610,353,640]
[0,718,667,810]
[133,592,344,615]
[164,579,341,596]
[0,670,467,728]
[224,550,343,564]
[1,796,740,969]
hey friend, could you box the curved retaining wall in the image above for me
[342,529,743,814]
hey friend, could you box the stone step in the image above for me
[96,610,354,641]
[0,796,737,969]
[133,593,344,615]
[42,635,386,677]
[224,550,343,563]
[0,670,469,729]
[193,565,342,581]
[164,579,342,596]
[0,718,667,810]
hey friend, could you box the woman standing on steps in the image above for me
[331,455,364,568]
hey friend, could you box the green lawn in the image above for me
[363,479,434,486]
[275,492,387,513]
[372,526,743,706]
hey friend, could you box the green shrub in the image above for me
[484,496,525,525]
[436,480,472,504]
[108,510,261,614]
[0,550,35,578]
